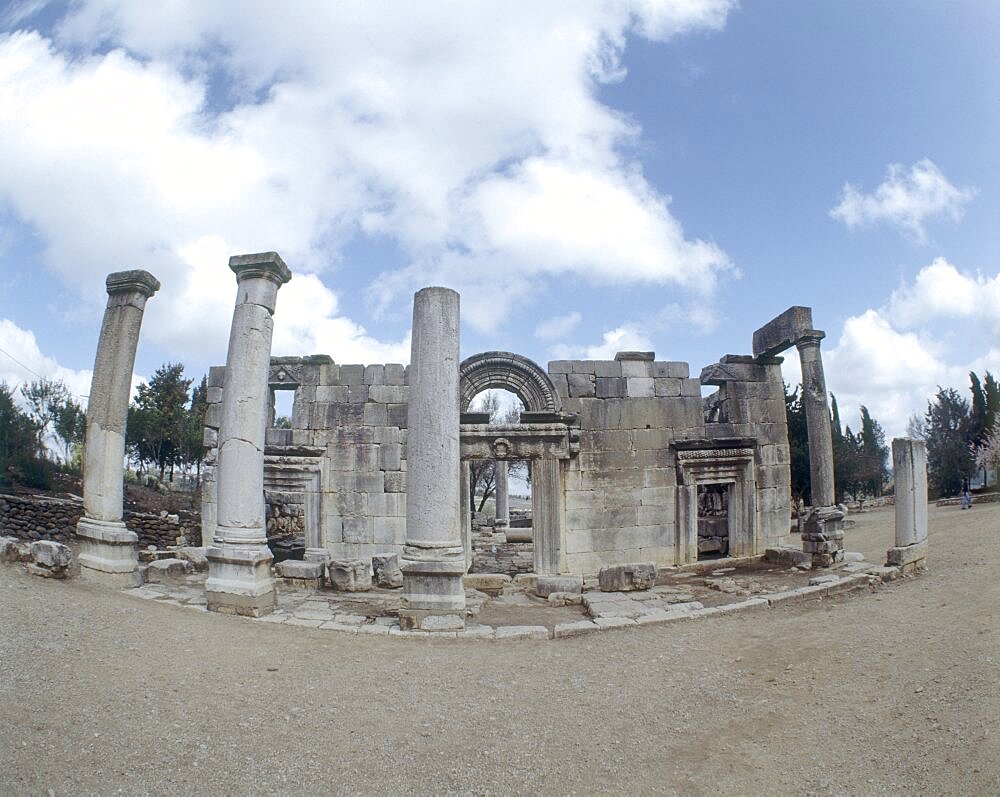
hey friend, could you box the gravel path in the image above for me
[2,503,998,795]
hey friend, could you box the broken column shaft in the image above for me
[77,269,160,587]
[887,438,928,572]
[205,252,291,617]
[400,287,466,630]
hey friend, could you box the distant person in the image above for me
[961,477,972,510]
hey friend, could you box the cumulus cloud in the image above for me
[830,159,975,242]
[821,259,1000,438]
[0,1,737,369]
[0,318,95,401]
[551,322,654,360]
[535,312,583,341]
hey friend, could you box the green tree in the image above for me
[53,396,87,466]
[924,386,973,498]
[0,382,46,488]
[126,363,193,481]
[180,375,209,478]
[858,405,889,498]
[784,383,811,508]
[20,378,70,454]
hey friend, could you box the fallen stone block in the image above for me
[547,591,584,606]
[143,558,193,583]
[535,574,583,598]
[327,559,372,592]
[462,572,511,594]
[275,559,325,589]
[0,536,25,564]
[598,562,657,592]
[176,547,209,572]
[28,540,73,577]
[764,546,812,569]
[371,554,403,588]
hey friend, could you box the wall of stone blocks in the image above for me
[548,357,705,573]
[701,355,792,546]
[201,358,410,561]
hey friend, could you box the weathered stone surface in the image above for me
[0,536,26,563]
[547,592,584,606]
[30,540,73,571]
[886,539,928,569]
[535,574,583,597]
[176,546,208,572]
[598,562,657,592]
[495,625,549,640]
[372,553,403,588]
[764,546,812,569]
[144,557,194,582]
[893,438,928,548]
[328,558,372,591]
[463,573,511,593]
[275,559,324,579]
[752,306,814,358]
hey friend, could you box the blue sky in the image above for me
[0,1,997,438]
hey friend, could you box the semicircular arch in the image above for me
[459,351,560,414]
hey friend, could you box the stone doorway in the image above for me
[697,483,730,560]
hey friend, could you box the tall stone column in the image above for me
[77,270,160,587]
[400,287,466,630]
[205,253,291,616]
[494,459,509,529]
[796,330,844,566]
[887,438,928,572]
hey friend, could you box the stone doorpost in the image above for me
[531,458,565,574]
[77,270,160,587]
[887,438,928,572]
[400,287,466,630]
[205,252,291,616]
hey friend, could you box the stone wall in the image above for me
[0,493,199,548]
[549,355,703,573]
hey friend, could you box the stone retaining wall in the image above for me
[0,493,200,548]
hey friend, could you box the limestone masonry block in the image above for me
[594,360,623,378]
[340,364,365,385]
[595,377,626,398]
[598,562,657,592]
[384,363,405,385]
[30,540,73,571]
[535,574,583,597]
[371,553,403,587]
[627,377,654,397]
[621,359,652,378]
[568,373,595,397]
[364,364,384,385]
[328,558,372,591]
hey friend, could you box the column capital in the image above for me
[106,269,160,298]
[795,329,826,350]
[229,252,292,286]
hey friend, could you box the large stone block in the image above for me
[627,377,654,398]
[535,574,583,597]
[30,540,73,572]
[598,562,657,592]
[328,559,372,591]
[752,306,814,357]
[143,557,193,583]
[568,373,595,397]
[372,553,403,587]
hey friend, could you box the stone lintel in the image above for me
[614,351,655,361]
[674,437,756,451]
[106,269,160,298]
[752,306,815,357]
[229,251,292,285]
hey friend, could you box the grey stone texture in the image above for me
[206,252,290,617]
[328,558,372,591]
[598,562,657,592]
[889,438,928,571]
[400,287,466,626]
[77,270,159,588]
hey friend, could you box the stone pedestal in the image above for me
[206,253,291,617]
[400,287,466,630]
[801,504,845,568]
[887,438,928,573]
[494,459,509,529]
[77,270,159,587]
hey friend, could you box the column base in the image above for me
[886,539,927,574]
[205,543,276,617]
[400,557,466,629]
[76,517,141,588]
[801,505,846,568]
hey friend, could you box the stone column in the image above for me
[205,252,291,617]
[77,270,160,587]
[494,459,509,529]
[796,330,844,566]
[400,287,466,630]
[887,438,928,572]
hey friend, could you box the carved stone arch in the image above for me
[459,351,560,413]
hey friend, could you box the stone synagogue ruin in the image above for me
[5,251,927,636]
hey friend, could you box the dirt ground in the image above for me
[1,502,997,795]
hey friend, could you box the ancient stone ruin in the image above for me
[11,251,924,636]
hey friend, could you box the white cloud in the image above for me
[535,312,582,341]
[830,159,975,242]
[821,261,1000,438]
[0,318,95,401]
[0,2,737,367]
[551,322,654,360]
[887,257,1000,331]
